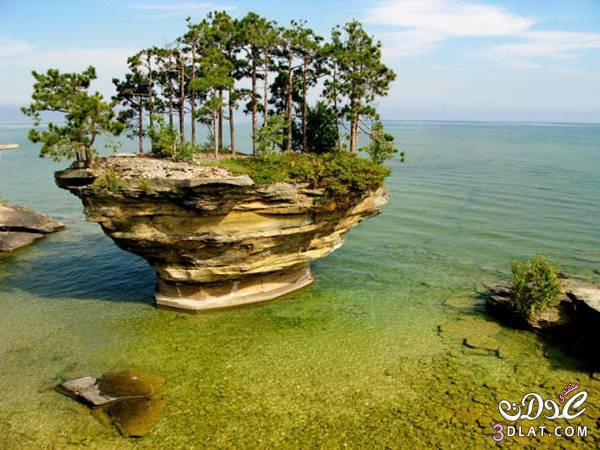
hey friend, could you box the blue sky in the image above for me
[1,0,600,122]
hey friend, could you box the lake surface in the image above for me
[1,121,599,448]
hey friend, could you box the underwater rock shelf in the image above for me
[56,156,388,311]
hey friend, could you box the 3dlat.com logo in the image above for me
[492,383,588,442]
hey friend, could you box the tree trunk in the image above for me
[85,145,94,168]
[349,109,356,153]
[179,57,185,142]
[350,113,360,153]
[147,54,154,130]
[286,54,293,152]
[168,89,173,128]
[333,67,342,152]
[138,101,144,153]
[251,59,257,156]
[218,89,223,150]
[229,89,236,156]
[302,58,308,153]
[213,109,218,158]
[263,61,269,126]
[190,44,196,147]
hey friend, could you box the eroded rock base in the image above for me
[155,263,314,311]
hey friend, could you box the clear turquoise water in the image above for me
[0,122,598,448]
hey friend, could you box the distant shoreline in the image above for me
[1,119,600,128]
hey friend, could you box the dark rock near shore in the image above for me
[0,203,64,251]
[486,277,600,370]
[486,277,600,331]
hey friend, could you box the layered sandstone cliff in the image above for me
[56,155,388,311]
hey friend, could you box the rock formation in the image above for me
[0,203,64,251]
[56,155,388,311]
[487,277,600,330]
[487,277,600,370]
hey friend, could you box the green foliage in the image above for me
[21,66,123,166]
[305,102,339,154]
[511,254,561,314]
[148,118,179,158]
[256,114,286,156]
[137,179,156,194]
[93,170,129,193]
[148,117,199,161]
[364,122,400,165]
[172,142,200,162]
[217,151,389,200]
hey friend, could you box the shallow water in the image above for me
[0,121,599,448]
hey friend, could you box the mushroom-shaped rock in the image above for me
[56,156,389,311]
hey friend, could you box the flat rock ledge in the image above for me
[0,203,64,251]
[56,157,389,311]
[486,276,600,331]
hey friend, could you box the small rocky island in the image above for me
[21,11,398,311]
[56,155,388,311]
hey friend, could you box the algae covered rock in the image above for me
[56,155,388,311]
[58,370,163,438]
[59,370,160,406]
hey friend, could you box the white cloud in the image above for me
[489,31,600,60]
[131,2,235,18]
[367,0,534,37]
[378,30,447,59]
[368,0,600,67]
[0,38,35,57]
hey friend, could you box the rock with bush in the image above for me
[487,254,600,332]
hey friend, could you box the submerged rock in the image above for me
[58,370,163,438]
[108,398,165,437]
[56,156,388,311]
[59,370,160,406]
[0,203,64,251]
[59,376,116,406]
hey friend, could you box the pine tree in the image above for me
[326,21,396,153]
[154,46,179,128]
[239,13,277,156]
[291,20,323,152]
[22,66,122,167]
[112,70,150,153]
[190,46,234,157]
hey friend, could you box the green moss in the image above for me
[137,179,156,194]
[217,152,389,200]
[511,254,561,313]
[93,170,129,193]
